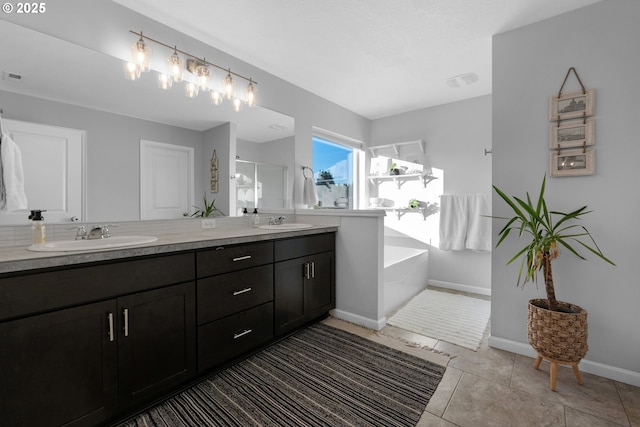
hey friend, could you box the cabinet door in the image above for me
[274,257,308,336]
[118,282,196,407]
[308,251,335,320]
[0,300,118,427]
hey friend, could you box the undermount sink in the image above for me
[27,235,158,252]
[257,223,314,230]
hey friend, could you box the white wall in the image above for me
[491,1,640,385]
[370,95,492,294]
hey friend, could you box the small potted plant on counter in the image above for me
[191,193,224,217]
[493,175,614,390]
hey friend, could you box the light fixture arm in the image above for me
[129,30,258,86]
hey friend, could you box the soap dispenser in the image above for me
[28,210,46,245]
[252,208,260,228]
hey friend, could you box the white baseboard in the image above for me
[488,336,640,387]
[429,279,492,297]
[330,309,386,331]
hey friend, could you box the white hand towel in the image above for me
[303,176,318,207]
[439,195,468,251]
[465,194,492,251]
[1,131,28,212]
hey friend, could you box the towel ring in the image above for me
[302,166,314,179]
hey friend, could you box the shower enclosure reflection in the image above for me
[235,160,288,215]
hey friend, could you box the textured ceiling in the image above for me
[118,0,601,119]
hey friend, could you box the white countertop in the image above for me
[0,225,338,274]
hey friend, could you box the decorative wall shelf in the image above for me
[368,173,437,189]
[368,140,425,159]
[374,207,430,220]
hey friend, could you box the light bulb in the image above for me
[157,73,172,90]
[123,61,141,80]
[184,81,199,98]
[196,62,210,91]
[245,79,256,107]
[130,34,151,72]
[222,70,235,99]
[210,90,223,105]
[167,48,183,83]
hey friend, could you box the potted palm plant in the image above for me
[493,176,614,388]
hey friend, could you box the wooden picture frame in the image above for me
[549,119,594,149]
[549,89,595,121]
[550,147,595,177]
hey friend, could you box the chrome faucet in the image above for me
[68,225,87,240]
[87,225,114,240]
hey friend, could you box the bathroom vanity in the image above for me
[0,227,336,427]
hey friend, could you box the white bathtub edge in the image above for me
[330,309,386,331]
[429,279,491,297]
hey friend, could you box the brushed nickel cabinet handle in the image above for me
[107,312,114,342]
[232,255,252,262]
[233,287,252,296]
[233,329,252,339]
[311,261,315,279]
[123,308,129,337]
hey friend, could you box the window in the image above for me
[312,132,363,209]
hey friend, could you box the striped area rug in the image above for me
[119,323,445,427]
[387,288,491,351]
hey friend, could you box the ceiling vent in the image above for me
[446,73,478,88]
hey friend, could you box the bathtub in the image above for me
[384,233,429,316]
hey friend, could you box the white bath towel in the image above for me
[303,176,318,207]
[439,195,468,251]
[0,131,28,212]
[465,194,492,251]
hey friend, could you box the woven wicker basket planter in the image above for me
[528,299,588,363]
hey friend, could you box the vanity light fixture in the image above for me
[131,32,152,72]
[184,81,199,98]
[210,90,223,105]
[125,30,258,109]
[157,73,172,90]
[222,70,235,100]
[123,61,141,81]
[167,47,183,83]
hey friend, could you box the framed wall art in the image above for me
[549,88,595,121]
[549,118,594,149]
[550,147,595,177]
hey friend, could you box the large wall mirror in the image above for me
[0,19,294,224]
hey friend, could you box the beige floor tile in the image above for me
[510,355,629,426]
[435,337,516,385]
[323,316,451,366]
[443,372,565,427]
[381,324,441,349]
[416,411,459,427]
[426,367,463,417]
[617,381,640,427]
[565,406,629,427]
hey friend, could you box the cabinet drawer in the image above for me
[198,302,273,372]
[197,241,274,277]
[274,233,335,262]
[197,265,273,324]
[0,253,195,322]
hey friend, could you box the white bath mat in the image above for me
[387,288,490,351]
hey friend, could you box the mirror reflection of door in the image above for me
[140,140,194,220]
[0,119,85,225]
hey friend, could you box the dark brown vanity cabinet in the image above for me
[274,233,336,336]
[196,242,275,373]
[0,254,196,427]
[0,299,118,427]
[0,231,336,426]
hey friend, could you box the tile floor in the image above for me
[325,312,640,427]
